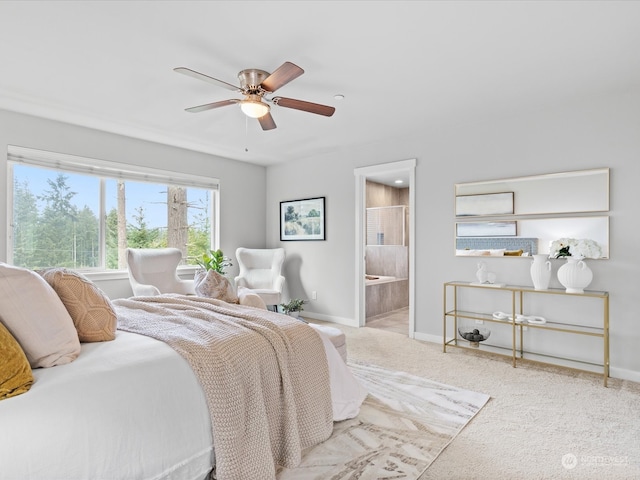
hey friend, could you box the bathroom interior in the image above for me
[365,180,409,334]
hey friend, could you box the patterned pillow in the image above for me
[0,321,33,400]
[194,270,238,304]
[40,268,117,342]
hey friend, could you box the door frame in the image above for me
[354,159,416,336]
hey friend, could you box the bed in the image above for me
[0,264,367,480]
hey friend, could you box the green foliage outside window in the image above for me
[12,168,214,270]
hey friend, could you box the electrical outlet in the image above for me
[475,319,484,325]
[311,291,317,300]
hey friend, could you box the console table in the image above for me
[443,281,609,386]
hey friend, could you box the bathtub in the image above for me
[365,275,409,317]
[365,274,397,286]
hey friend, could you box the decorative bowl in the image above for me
[458,326,491,347]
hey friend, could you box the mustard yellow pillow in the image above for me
[0,321,34,400]
[40,268,117,342]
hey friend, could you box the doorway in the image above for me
[354,159,416,337]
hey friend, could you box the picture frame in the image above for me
[280,197,326,241]
[455,192,514,216]
[456,221,517,237]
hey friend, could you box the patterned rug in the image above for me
[277,362,490,480]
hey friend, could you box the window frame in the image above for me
[7,145,220,278]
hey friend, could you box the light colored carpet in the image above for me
[277,362,489,479]
[310,321,640,480]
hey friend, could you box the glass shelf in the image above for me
[443,281,609,386]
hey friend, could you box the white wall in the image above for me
[2,88,639,381]
[266,87,640,381]
[0,109,267,297]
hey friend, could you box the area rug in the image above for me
[277,362,490,480]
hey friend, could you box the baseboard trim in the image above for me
[413,331,441,344]
[609,366,640,383]
[413,332,640,383]
[302,311,358,328]
[301,319,640,383]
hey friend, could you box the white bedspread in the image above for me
[0,317,366,480]
[0,331,214,480]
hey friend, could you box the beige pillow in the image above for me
[0,263,80,368]
[237,286,267,310]
[40,268,117,342]
[0,320,34,400]
[194,270,239,304]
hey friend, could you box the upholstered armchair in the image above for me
[126,248,195,296]
[234,248,285,309]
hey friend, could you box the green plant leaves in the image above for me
[196,249,232,274]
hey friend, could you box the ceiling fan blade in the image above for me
[258,112,277,130]
[174,67,241,92]
[273,97,335,117]
[261,62,304,92]
[185,99,239,113]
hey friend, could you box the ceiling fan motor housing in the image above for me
[238,69,270,93]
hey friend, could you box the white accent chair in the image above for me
[234,248,285,309]
[126,248,195,296]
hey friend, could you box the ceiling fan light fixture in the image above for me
[240,96,270,118]
[176,62,336,130]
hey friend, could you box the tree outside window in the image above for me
[11,164,213,270]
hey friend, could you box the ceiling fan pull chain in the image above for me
[245,115,249,152]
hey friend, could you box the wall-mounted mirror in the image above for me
[455,216,609,258]
[454,168,610,258]
[455,168,609,216]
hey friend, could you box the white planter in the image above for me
[557,257,593,293]
[530,254,551,290]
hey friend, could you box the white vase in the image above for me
[557,257,593,293]
[530,254,551,290]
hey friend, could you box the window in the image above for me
[8,146,219,271]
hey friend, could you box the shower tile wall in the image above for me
[366,180,408,208]
[366,180,409,248]
[366,180,410,318]
[366,279,409,317]
[365,245,408,278]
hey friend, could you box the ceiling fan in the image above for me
[174,61,335,131]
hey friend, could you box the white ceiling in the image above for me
[1,1,639,169]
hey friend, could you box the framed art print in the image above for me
[280,197,326,241]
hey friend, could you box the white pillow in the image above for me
[0,263,80,368]
[456,249,491,256]
[237,286,267,310]
[194,269,238,304]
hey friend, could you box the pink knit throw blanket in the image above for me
[114,295,333,480]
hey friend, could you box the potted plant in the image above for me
[196,249,233,275]
[280,298,306,318]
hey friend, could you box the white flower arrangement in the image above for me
[548,238,602,259]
